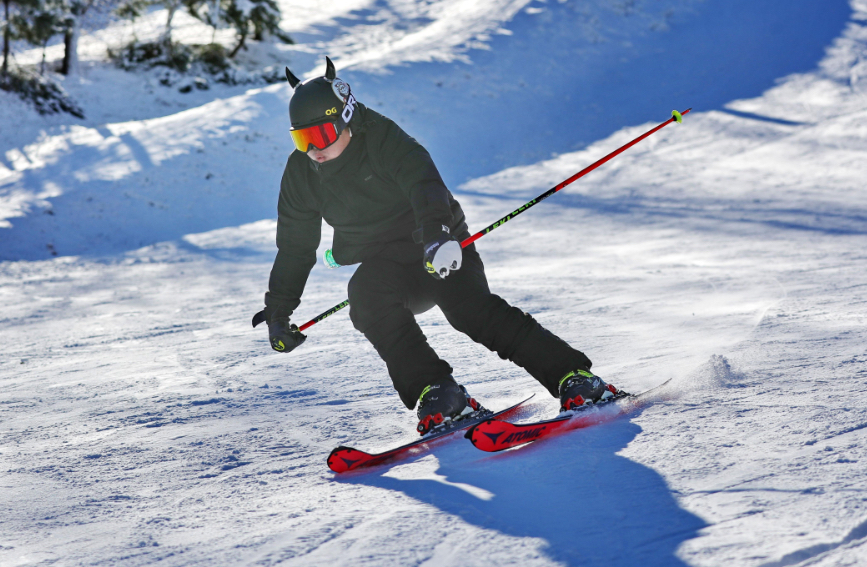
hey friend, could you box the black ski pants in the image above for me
[347,243,592,409]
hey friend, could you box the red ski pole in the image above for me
[297,109,691,332]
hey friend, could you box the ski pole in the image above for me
[297,108,691,333]
[298,300,349,332]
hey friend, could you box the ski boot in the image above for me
[559,369,618,412]
[416,377,482,435]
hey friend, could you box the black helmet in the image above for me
[285,57,357,152]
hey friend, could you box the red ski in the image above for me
[467,390,640,452]
[328,395,534,473]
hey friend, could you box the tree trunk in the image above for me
[61,21,80,76]
[61,29,71,74]
[2,0,10,78]
[228,32,246,58]
[209,0,219,43]
[162,0,178,56]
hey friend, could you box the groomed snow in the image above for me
[2,0,867,565]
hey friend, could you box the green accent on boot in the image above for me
[558,369,594,389]
[418,385,432,403]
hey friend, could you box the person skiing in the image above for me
[255,57,618,434]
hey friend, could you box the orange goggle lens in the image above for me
[290,122,340,152]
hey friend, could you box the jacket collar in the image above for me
[308,127,364,176]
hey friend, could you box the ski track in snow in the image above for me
[3,0,867,565]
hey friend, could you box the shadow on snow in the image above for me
[0,0,852,261]
[458,189,867,237]
[338,416,706,567]
[342,0,852,187]
[0,89,289,262]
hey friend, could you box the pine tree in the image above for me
[12,0,64,74]
[114,0,187,59]
[0,0,84,117]
[185,0,288,59]
[57,0,114,76]
[114,0,147,42]
[224,0,284,57]
[2,0,40,78]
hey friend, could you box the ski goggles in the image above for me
[290,121,342,153]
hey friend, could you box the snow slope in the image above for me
[2,0,867,565]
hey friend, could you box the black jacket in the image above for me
[265,104,467,318]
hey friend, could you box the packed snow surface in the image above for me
[2,0,867,565]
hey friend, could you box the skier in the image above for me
[257,57,618,434]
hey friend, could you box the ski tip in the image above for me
[672,109,684,123]
[327,446,371,474]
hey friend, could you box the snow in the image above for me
[2,0,867,565]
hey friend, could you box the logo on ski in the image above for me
[481,430,503,444]
[502,427,546,445]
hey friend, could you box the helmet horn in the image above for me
[325,57,337,81]
[285,67,300,88]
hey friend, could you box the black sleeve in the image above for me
[264,164,322,320]
[375,118,454,231]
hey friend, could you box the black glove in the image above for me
[414,223,462,280]
[267,317,306,353]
